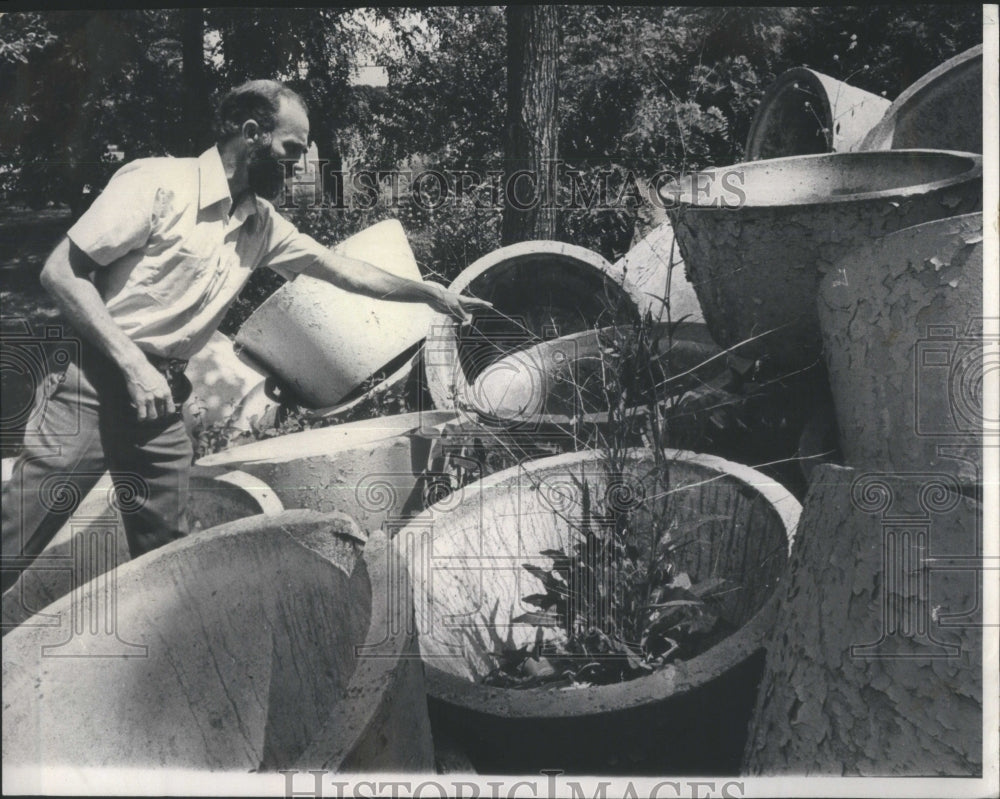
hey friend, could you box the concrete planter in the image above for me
[2,470,284,633]
[424,241,639,411]
[744,465,982,775]
[402,448,800,774]
[607,220,705,325]
[745,68,891,160]
[468,322,722,424]
[195,410,458,535]
[1,510,434,772]
[182,330,265,438]
[817,213,983,487]
[234,220,433,408]
[860,45,983,153]
[665,150,982,371]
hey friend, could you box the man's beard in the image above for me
[247,144,287,202]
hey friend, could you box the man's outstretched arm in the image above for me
[39,237,176,421]
[301,250,492,324]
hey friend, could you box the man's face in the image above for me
[246,97,310,201]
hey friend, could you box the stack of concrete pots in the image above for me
[731,50,986,778]
[3,42,987,780]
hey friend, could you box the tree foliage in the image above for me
[0,5,982,310]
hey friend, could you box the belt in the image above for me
[143,352,189,375]
[142,351,193,406]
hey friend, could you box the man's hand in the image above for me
[121,354,175,421]
[426,283,493,324]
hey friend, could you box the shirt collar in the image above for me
[198,145,258,219]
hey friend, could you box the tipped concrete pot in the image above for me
[664,150,982,371]
[403,448,800,774]
[1,510,435,772]
[745,68,891,160]
[468,322,722,424]
[425,241,639,411]
[860,45,983,153]
[607,221,705,324]
[817,213,984,487]
[234,219,433,408]
[182,331,265,438]
[225,377,281,435]
[195,410,458,534]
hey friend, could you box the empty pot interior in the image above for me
[750,78,830,160]
[457,254,636,384]
[197,410,454,466]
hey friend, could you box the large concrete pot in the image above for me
[403,448,800,774]
[424,241,639,411]
[744,465,982,775]
[745,68,891,160]
[234,219,433,408]
[817,213,984,487]
[664,150,982,371]
[2,470,283,633]
[195,410,458,534]
[1,510,435,773]
[860,45,983,153]
[468,322,722,424]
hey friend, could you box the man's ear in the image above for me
[242,119,261,142]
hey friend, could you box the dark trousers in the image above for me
[1,347,192,594]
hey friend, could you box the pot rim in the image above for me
[408,447,802,719]
[195,409,458,467]
[424,241,641,411]
[660,149,982,210]
[744,66,889,159]
[859,44,982,151]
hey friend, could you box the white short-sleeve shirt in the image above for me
[66,146,328,360]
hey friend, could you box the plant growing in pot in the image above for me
[401,310,802,775]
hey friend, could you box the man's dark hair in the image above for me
[215,80,308,142]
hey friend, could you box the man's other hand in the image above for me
[122,356,176,421]
[427,284,493,325]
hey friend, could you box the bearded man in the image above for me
[1,79,488,592]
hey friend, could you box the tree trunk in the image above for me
[743,463,983,776]
[181,8,212,153]
[501,5,559,245]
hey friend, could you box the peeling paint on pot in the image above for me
[1,510,435,772]
[744,465,982,775]
[402,448,800,774]
[860,45,983,153]
[817,213,984,486]
[664,150,982,371]
[424,241,639,411]
[746,68,891,160]
[234,219,433,408]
